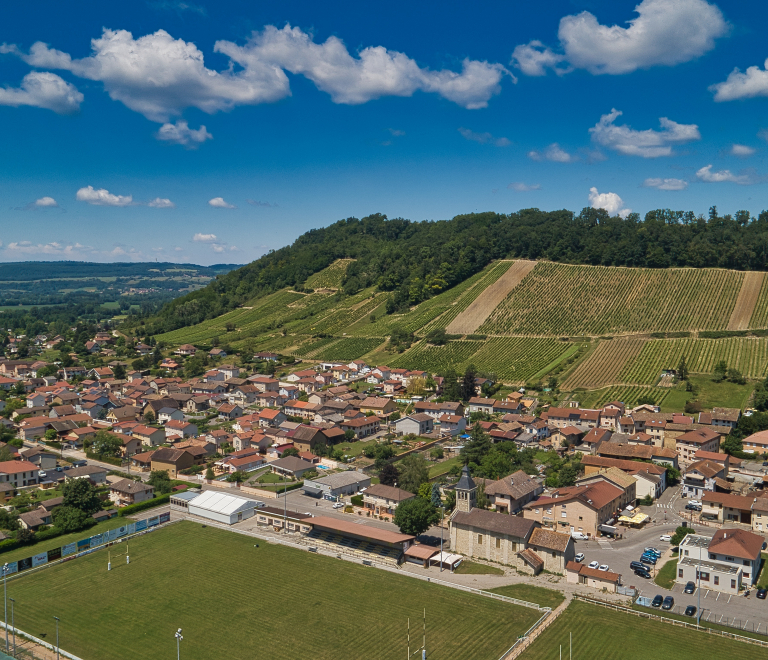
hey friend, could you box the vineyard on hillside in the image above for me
[305,259,354,289]
[479,262,745,336]
[619,337,768,384]
[562,338,646,390]
[389,340,484,372]
[573,385,670,409]
[749,273,768,328]
[314,337,385,362]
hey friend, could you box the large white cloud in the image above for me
[711,59,768,102]
[731,144,755,156]
[34,196,59,207]
[588,187,631,218]
[5,25,509,126]
[513,0,728,76]
[696,164,752,184]
[76,186,132,206]
[0,71,82,114]
[589,109,700,158]
[208,197,235,209]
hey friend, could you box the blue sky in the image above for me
[2,0,768,264]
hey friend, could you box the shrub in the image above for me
[117,494,172,517]
[350,495,363,506]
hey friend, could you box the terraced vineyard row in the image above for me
[562,338,646,390]
[293,335,341,358]
[314,337,385,362]
[575,385,670,409]
[620,337,768,384]
[749,272,768,328]
[305,258,353,289]
[466,337,574,384]
[305,292,385,335]
[479,262,745,336]
[389,340,483,372]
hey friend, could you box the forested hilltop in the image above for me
[143,206,768,335]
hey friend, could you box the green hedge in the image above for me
[350,495,363,506]
[86,452,122,466]
[117,493,171,517]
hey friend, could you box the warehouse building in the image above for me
[186,490,263,525]
[302,470,371,500]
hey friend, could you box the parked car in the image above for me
[640,555,658,565]
[588,561,599,569]
[332,502,344,509]
[651,595,664,608]
[685,502,702,511]
[756,588,767,600]
[571,531,588,540]
[634,568,652,579]
[684,581,696,594]
[659,534,672,542]
[630,561,646,571]
[574,553,585,563]
[688,500,701,506]
[598,564,610,572]
[662,596,674,610]
[71,460,87,468]
[644,547,661,557]
[684,605,697,617]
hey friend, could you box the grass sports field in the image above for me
[519,600,767,660]
[7,521,540,660]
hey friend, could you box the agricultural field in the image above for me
[728,271,765,330]
[480,262,745,336]
[305,258,354,289]
[562,338,646,389]
[7,522,540,660]
[389,340,484,371]
[313,337,385,362]
[519,600,767,660]
[463,337,576,384]
[619,337,768,384]
[572,385,670,409]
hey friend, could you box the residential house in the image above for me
[741,429,768,454]
[339,416,381,439]
[19,447,58,471]
[751,497,768,533]
[677,530,763,593]
[289,426,328,454]
[64,465,107,484]
[575,467,637,510]
[467,397,496,415]
[174,344,197,356]
[566,562,621,592]
[131,425,166,447]
[109,479,155,507]
[710,408,741,430]
[130,450,155,472]
[525,527,575,575]
[150,447,194,478]
[701,492,755,524]
[485,470,543,514]
[437,414,467,436]
[676,428,721,466]
[358,397,397,417]
[258,409,286,428]
[362,484,416,520]
[683,460,728,498]
[269,456,316,480]
[0,460,39,487]
[19,507,52,531]
[393,414,434,437]
[164,420,198,440]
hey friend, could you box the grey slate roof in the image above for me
[456,465,476,491]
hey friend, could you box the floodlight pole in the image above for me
[3,562,7,653]
[439,506,445,573]
[53,616,59,660]
[175,628,183,660]
[8,598,14,657]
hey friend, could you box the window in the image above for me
[726,556,734,562]
[714,576,719,585]
[546,508,552,515]
[743,560,750,566]
[478,534,483,544]
[731,579,736,589]
[678,569,684,578]
[496,537,501,549]
[534,508,540,514]
[561,510,568,518]
[552,551,556,558]
[698,571,709,582]
[578,516,583,521]
[684,550,689,556]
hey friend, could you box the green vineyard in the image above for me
[574,385,671,409]
[389,340,484,372]
[305,258,354,289]
[313,337,385,362]
[479,262,745,336]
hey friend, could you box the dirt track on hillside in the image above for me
[727,271,765,330]
[446,260,536,335]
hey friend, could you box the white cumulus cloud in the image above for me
[156,120,212,147]
[643,177,688,190]
[528,143,573,162]
[193,233,217,242]
[148,197,175,208]
[513,0,728,76]
[696,164,752,184]
[0,71,82,114]
[731,144,755,156]
[588,187,631,218]
[5,240,87,255]
[710,59,768,102]
[208,197,236,209]
[34,196,59,207]
[508,182,541,192]
[589,109,700,158]
[458,127,510,146]
[76,185,132,206]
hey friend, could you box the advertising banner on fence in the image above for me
[159,512,170,524]
[90,533,104,547]
[31,552,48,568]
[134,519,147,532]
[77,538,90,551]
[62,542,77,557]
[126,522,136,535]
[148,516,159,527]
[17,558,31,572]
[47,547,61,562]
[4,562,17,575]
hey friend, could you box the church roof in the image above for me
[456,465,476,491]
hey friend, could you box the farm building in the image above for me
[302,471,371,500]
[186,490,263,525]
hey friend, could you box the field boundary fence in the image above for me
[575,595,768,648]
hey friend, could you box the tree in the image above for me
[343,430,356,443]
[430,445,444,460]
[722,435,743,455]
[0,446,15,463]
[425,328,447,345]
[44,429,58,441]
[712,359,728,383]
[441,368,461,401]
[113,364,126,380]
[148,469,172,494]
[205,467,214,480]
[62,478,102,515]
[479,449,512,480]
[393,497,439,536]
[52,505,90,533]
[418,482,432,500]
[665,465,681,485]
[0,509,19,531]
[90,430,123,457]
[476,481,488,509]
[460,364,478,401]
[282,447,299,458]
[144,409,156,424]
[430,482,442,508]
[677,355,689,381]
[226,471,248,483]
[398,453,429,494]
[15,528,34,545]
[461,423,492,466]
[671,525,694,546]
[378,462,400,487]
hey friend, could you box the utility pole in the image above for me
[175,628,183,660]
[3,563,7,653]
[439,506,445,572]
[53,616,59,660]
[8,598,14,657]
